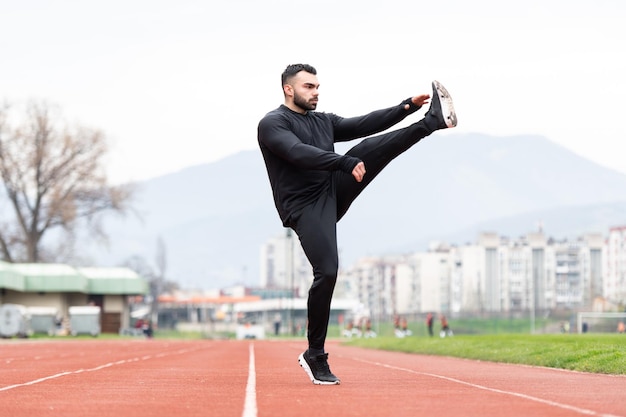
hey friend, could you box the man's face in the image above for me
[287,71,320,112]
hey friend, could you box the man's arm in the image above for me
[258,114,361,174]
[332,94,430,142]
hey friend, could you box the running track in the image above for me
[1,339,624,417]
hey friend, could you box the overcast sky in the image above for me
[2,0,625,184]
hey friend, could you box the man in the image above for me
[257,64,456,385]
[427,312,434,337]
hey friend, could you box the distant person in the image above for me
[617,321,625,334]
[342,321,354,338]
[401,316,412,336]
[258,63,457,385]
[364,318,376,338]
[142,320,153,338]
[394,316,411,338]
[394,315,401,331]
[426,313,434,337]
[439,314,453,337]
[273,313,282,336]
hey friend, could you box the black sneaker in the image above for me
[425,80,457,130]
[298,350,341,385]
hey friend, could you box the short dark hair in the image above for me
[281,63,317,87]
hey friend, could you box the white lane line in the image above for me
[353,358,622,417]
[242,343,257,417]
[0,347,197,393]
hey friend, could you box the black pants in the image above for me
[290,119,432,352]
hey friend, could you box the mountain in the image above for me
[79,133,626,289]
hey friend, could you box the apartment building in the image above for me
[258,230,313,298]
[606,226,626,304]
[259,226,624,316]
[334,231,616,316]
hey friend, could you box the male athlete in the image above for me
[257,64,456,385]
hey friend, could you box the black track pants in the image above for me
[290,120,432,352]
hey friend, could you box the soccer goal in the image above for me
[576,312,626,334]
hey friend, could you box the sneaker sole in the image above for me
[433,80,457,128]
[297,353,341,385]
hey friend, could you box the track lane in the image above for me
[1,339,624,417]
[255,341,625,417]
[0,340,250,417]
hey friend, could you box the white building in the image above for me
[345,257,389,319]
[605,226,626,304]
[260,226,624,316]
[394,261,419,315]
[413,245,453,314]
[259,230,313,297]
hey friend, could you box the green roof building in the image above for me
[0,261,148,334]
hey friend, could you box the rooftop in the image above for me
[0,261,147,295]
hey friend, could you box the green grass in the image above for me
[344,334,626,375]
[329,316,558,338]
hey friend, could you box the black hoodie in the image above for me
[257,98,419,226]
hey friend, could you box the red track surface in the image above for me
[1,339,624,417]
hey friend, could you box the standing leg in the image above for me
[335,119,432,220]
[290,189,339,354]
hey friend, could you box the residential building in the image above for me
[259,226,624,317]
[606,226,626,304]
[259,230,313,297]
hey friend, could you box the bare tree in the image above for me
[0,100,133,263]
[122,245,178,329]
[122,250,178,297]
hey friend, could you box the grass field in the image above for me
[330,316,560,338]
[345,334,626,375]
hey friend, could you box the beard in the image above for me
[294,92,317,111]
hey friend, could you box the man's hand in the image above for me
[404,93,430,110]
[352,161,366,182]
